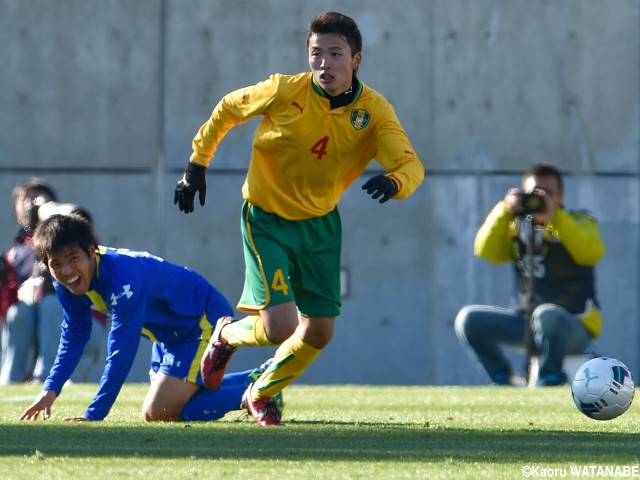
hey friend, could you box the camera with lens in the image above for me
[517,190,545,216]
[25,195,91,233]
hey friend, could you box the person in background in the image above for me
[455,163,605,387]
[1,178,107,384]
[174,11,424,425]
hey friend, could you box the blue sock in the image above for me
[180,369,253,422]
[222,369,255,387]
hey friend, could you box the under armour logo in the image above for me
[111,285,134,305]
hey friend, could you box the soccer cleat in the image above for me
[241,385,284,427]
[200,316,237,390]
[245,358,275,387]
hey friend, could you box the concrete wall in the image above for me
[1,0,638,385]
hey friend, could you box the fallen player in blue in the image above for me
[19,213,282,422]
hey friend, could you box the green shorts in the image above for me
[238,201,342,317]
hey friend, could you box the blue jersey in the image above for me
[44,246,233,420]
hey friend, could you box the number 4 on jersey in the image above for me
[271,269,289,297]
[310,136,329,160]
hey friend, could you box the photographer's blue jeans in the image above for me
[454,304,592,382]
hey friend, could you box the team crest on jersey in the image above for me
[350,109,371,130]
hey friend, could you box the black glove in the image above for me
[174,163,207,213]
[362,175,398,204]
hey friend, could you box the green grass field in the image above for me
[0,383,638,479]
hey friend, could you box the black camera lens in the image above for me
[520,192,545,215]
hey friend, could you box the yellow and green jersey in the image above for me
[190,72,424,220]
[474,201,606,337]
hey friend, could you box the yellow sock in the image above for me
[222,315,276,347]
[251,331,321,400]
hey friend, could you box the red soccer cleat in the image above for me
[241,386,284,427]
[200,316,237,390]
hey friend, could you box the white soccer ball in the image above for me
[571,357,635,421]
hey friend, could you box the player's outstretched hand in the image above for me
[174,162,207,213]
[362,175,398,204]
[19,390,57,421]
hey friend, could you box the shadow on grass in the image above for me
[1,421,639,463]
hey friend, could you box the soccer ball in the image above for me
[571,357,635,420]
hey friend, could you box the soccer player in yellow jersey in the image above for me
[174,11,424,425]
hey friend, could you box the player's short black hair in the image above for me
[523,163,564,193]
[307,11,362,55]
[33,214,96,264]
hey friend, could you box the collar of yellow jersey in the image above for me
[310,75,363,108]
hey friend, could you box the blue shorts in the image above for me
[149,335,209,386]
[149,340,258,392]
[149,303,233,386]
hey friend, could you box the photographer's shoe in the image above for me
[538,373,568,387]
[491,373,525,387]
